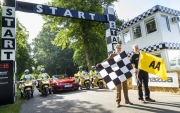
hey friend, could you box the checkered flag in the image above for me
[96,51,133,90]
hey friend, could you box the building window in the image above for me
[161,15,170,31]
[146,18,157,34]
[168,50,180,69]
[132,25,142,39]
[178,59,180,65]
[170,59,176,66]
[154,54,161,58]
[123,30,131,43]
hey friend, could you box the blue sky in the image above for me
[1,0,180,43]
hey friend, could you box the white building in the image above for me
[116,5,180,70]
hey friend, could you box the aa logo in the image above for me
[149,61,161,71]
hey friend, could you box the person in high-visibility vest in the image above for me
[89,66,96,83]
[20,69,34,80]
[77,66,83,77]
[38,68,50,79]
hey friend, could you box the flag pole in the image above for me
[136,51,142,84]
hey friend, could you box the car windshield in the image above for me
[52,76,58,80]
[53,74,70,79]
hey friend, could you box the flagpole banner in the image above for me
[96,51,133,90]
[16,1,107,23]
[139,51,168,81]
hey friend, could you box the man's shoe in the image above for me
[125,101,133,105]
[145,98,155,102]
[116,102,120,107]
[139,99,146,103]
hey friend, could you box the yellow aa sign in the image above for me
[139,51,167,80]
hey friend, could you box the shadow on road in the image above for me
[21,88,112,113]
[88,88,114,92]
[123,102,180,113]
[21,97,112,113]
[148,101,180,108]
[53,88,113,95]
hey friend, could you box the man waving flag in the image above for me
[138,51,167,80]
[96,51,133,90]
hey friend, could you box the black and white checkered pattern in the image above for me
[127,42,180,57]
[104,7,118,55]
[117,5,180,32]
[96,51,133,90]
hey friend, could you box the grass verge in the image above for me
[0,90,24,113]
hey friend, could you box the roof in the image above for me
[117,5,180,32]
[127,42,180,57]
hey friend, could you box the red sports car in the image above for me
[50,75,79,93]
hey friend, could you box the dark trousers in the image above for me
[137,70,150,100]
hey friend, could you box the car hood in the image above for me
[56,78,75,83]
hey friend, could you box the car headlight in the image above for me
[56,82,61,85]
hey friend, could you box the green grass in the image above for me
[0,90,24,113]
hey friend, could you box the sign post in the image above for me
[1,0,16,105]
[104,7,118,55]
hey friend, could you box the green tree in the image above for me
[16,19,33,80]
[32,25,77,76]
[43,0,119,71]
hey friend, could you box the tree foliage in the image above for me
[32,25,77,76]
[16,19,33,80]
[43,0,123,70]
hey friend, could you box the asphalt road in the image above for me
[20,87,180,113]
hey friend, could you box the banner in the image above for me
[16,1,107,23]
[132,72,179,87]
[0,60,14,105]
[139,51,167,80]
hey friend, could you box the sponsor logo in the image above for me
[149,77,173,82]
[0,82,8,84]
[0,77,8,79]
[0,71,8,75]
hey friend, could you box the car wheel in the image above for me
[75,86,79,90]
[52,86,57,94]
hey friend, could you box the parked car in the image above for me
[50,74,79,93]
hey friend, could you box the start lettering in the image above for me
[36,5,96,20]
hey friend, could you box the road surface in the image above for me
[20,87,180,113]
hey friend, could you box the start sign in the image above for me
[1,1,16,60]
[1,0,16,106]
